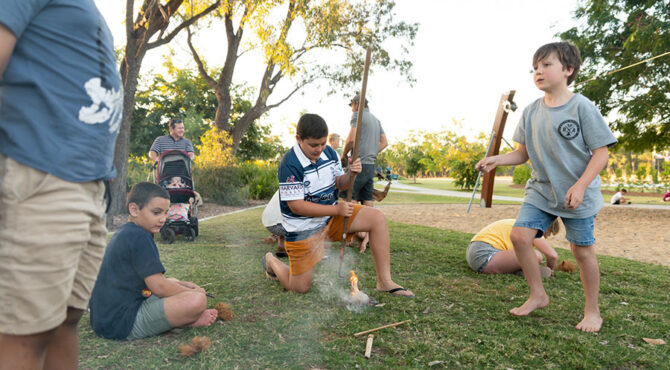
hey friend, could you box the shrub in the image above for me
[513,165,532,185]
[194,165,247,205]
[239,161,279,200]
[450,157,479,189]
[126,155,154,191]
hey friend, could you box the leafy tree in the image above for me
[405,146,425,183]
[559,0,670,152]
[110,0,221,215]
[131,64,285,159]
[186,0,418,151]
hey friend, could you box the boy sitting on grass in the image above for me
[89,182,217,340]
[263,113,414,298]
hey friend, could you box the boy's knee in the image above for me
[510,229,532,248]
[183,292,207,313]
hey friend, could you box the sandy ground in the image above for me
[377,203,670,267]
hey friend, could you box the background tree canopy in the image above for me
[559,0,670,152]
[131,63,284,160]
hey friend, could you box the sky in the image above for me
[95,0,581,146]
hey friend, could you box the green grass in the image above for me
[78,208,670,368]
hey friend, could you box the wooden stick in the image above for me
[338,47,373,277]
[353,319,411,337]
[364,334,374,358]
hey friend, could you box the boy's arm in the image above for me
[532,238,558,270]
[145,273,205,298]
[335,157,361,190]
[288,199,354,218]
[565,145,609,209]
[475,145,529,173]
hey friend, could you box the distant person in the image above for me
[89,183,217,340]
[610,188,630,205]
[328,133,342,157]
[475,41,616,332]
[342,94,388,207]
[149,118,195,161]
[263,113,414,298]
[467,219,559,276]
[0,2,122,368]
[662,190,670,202]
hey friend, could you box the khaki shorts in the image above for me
[0,154,107,335]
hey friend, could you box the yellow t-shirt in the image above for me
[470,219,515,251]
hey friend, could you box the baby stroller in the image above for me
[155,149,198,243]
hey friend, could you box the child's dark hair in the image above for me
[296,113,328,140]
[127,182,169,209]
[533,41,582,85]
[620,188,627,193]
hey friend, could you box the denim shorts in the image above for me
[466,241,499,273]
[126,295,173,340]
[514,202,596,246]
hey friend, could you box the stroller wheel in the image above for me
[184,227,196,242]
[190,217,199,236]
[161,227,176,244]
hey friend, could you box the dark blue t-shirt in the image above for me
[89,222,165,340]
[0,0,122,182]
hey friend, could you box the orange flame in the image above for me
[349,270,359,296]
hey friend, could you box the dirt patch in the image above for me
[378,203,670,267]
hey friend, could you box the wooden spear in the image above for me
[338,47,372,277]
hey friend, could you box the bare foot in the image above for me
[509,294,550,316]
[575,313,602,332]
[188,309,217,327]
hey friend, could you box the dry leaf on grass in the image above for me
[215,302,234,321]
[179,336,212,357]
[556,260,576,273]
[642,338,666,345]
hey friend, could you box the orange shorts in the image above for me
[285,204,363,275]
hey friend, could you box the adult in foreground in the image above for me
[0,1,122,368]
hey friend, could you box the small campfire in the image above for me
[348,270,370,307]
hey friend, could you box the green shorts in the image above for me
[127,295,173,340]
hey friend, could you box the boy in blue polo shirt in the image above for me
[89,182,217,340]
[263,113,414,297]
[476,41,616,332]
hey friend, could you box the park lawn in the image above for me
[78,208,670,368]
[399,178,668,206]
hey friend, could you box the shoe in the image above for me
[381,287,415,298]
[262,255,279,281]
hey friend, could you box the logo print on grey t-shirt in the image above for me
[558,120,580,140]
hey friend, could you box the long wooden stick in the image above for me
[353,319,411,337]
[338,47,372,277]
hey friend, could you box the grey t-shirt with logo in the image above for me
[350,108,384,165]
[512,93,617,218]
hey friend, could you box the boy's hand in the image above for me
[475,157,497,173]
[337,201,354,217]
[348,157,362,174]
[565,183,587,209]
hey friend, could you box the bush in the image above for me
[194,165,247,205]
[239,161,279,200]
[450,157,479,189]
[513,165,532,185]
[126,155,154,191]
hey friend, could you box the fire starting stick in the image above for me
[364,334,374,358]
[338,47,372,278]
[353,319,411,337]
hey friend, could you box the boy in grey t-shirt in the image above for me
[476,42,616,333]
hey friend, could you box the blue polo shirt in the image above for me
[0,0,122,182]
[278,143,344,241]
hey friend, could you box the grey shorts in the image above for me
[466,241,499,273]
[266,223,286,236]
[127,295,173,340]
